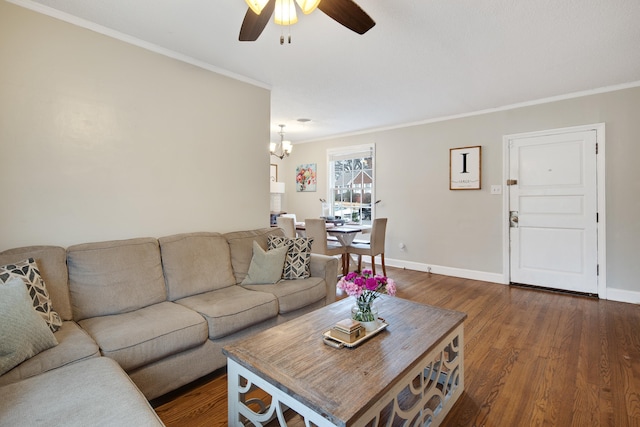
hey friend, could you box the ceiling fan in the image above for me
[239,0,376,42]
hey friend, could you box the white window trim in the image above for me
[326,143,376,223]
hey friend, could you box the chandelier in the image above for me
[270,124,292,159]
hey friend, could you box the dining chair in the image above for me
[347,218,387,276]
[280,213,297,223]
[276,216,296,238]
[304,218,347,275]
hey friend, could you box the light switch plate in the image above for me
[491,185,502,195]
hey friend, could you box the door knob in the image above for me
[510,211,519,228]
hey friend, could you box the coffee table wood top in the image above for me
[223,297,466,426]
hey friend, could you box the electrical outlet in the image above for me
[491,185,502,195]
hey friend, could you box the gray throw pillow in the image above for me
[0,277,59,376]
[241,241,288,285]
[0,258,62,332]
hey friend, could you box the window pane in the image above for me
[328,146,374,225]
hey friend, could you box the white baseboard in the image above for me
[382,258,639,305]
[605,287,640,305]
[384,258,507,285]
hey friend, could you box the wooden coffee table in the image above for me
[223,297,466,427]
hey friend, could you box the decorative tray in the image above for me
[322,320,388,349]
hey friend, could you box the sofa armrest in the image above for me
[309,254,338,304]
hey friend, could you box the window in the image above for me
[327,144,375,225]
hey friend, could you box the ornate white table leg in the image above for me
[227,359,337,427]
[351,325,464,427]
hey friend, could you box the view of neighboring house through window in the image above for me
[327,144,375,225]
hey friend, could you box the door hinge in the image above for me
[597,264,600,276]
[506,179,518,186]
[596,212,599,223]
[596,143,598,155]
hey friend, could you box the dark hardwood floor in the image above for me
[153,266,640,426]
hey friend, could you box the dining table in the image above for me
[324,225,371,246]
[295,222,370,245]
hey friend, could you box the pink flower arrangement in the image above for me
[338,269,396,321]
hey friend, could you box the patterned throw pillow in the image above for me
[0,258,62,332]
[268,236,314,280]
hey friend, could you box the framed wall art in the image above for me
[270,164,278,182]
[295,163,317,192]
[450,146,481,190]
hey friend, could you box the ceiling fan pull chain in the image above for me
[287,2,292,44]
[279,1,284,44]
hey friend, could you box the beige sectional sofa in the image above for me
[0,227,338,426]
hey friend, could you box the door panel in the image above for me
[509,130,597,293]
[518,141,584,187]
[519,228,584,273]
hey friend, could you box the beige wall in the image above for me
[0,2,271,250]
[281,87,640,298]
[2,2,638,301]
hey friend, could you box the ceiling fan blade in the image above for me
[239,0,276,41]
[317,0,375,35]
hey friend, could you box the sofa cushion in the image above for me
[176,285,278,339]
[241,241,288,285]
[242,276,327,314]
[159,232,236,300]
[224,228,284,284]
[268,236,314,279]
[0,246,71,321]
[0,320,99,387]
[0,258,63,332]
[0,357,164,427]
[78,301,208,372]
[67,238,166,321]
[0,277,58,376]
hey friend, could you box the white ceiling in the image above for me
[14,0,640,143]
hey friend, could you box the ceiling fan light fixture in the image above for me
[295,0,321,14]
[245,0,270,15]
[239,0,375,42]
[274,0,298,25]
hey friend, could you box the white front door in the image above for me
[508,129,599,293]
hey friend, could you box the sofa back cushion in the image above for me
[0,246,72,321]
[159,232,236,300]
[67,238,166,321]
[223,228,284,284]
